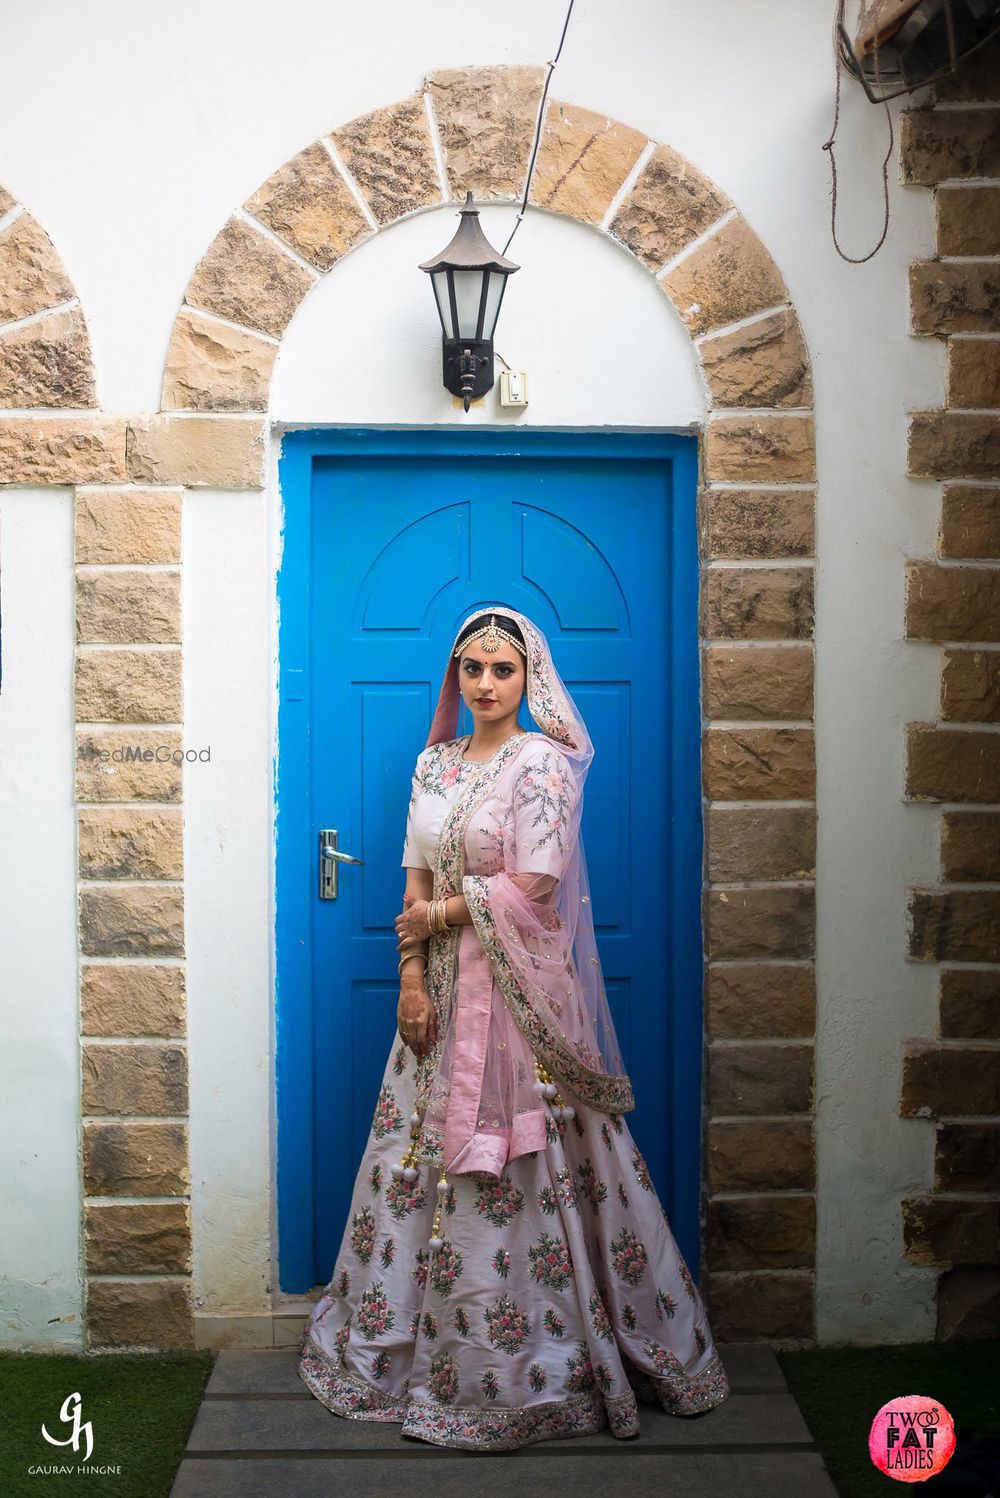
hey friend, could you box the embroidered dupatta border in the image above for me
[413,730,635,1117]
[463,874,635,1115]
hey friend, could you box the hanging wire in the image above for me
[502,0,577,254]
[823,0,895,263]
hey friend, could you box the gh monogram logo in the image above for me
[41,1391,94,1463]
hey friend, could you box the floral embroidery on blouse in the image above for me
[511,748,577,858]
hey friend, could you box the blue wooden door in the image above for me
[276,430,701,1293]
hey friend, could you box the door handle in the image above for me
[319,829,365,900]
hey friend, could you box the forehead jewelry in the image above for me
[453,613,527,659]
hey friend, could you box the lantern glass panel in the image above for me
[452,269,486,340]
[430,270,451,337]
[481,271,507,341]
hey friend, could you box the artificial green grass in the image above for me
[0,1350,214,1498]
[778,1341,1000,1498]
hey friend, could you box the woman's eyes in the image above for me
[463,662,515,677]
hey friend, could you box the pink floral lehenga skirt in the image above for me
[297,1036,731,1451]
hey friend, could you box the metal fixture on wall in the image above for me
[841,0,1000,102]
[419,193,520,412]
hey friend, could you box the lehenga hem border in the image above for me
[298,1331,645,1449]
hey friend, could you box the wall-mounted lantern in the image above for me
[419,192,520,411]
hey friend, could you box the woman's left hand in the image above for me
[394,892,432,947]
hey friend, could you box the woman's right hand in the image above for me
[397,976,437,1059]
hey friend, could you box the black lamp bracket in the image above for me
[442,337,494,412]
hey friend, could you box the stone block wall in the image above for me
[902,41,1000,1341]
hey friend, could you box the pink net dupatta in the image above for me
[416,607,635,1180]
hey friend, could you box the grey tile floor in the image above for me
[171,1343,840,1497]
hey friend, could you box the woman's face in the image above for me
[458,640,525,724]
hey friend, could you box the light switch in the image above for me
[499,369,529,407]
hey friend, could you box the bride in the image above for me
[298,605,731,1449]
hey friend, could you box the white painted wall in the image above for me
[183,490,275,1319]
[0,0,952,1341]
[0,491,82,1349]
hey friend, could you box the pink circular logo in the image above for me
[869,1395,956,1482]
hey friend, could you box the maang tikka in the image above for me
[453,613,527,660]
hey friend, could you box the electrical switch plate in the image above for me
[499,369,529,407]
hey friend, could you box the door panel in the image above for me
[276,430,701,1293]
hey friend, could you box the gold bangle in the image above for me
[398,949,425,974]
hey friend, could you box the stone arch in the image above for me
[0,184,97,409]
[160,65,815,461]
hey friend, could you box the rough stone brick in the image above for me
[709,1041,814,1115]
[87,1280,193,1351]
[660,216,788,337]
[707,806,816,881]
[935,1122,1000,1191]
[699,310,812,409]
[75,489,181,566]
[426,67,544,201]
[708,1119,816,1192]
[82,963,186,1038]
[606,141,729,265]
[332,96,440,222]
[705,1270,814,1340]
[942,811,1000,881]
[0,417,126,484]
[184,217,314,338]
[705,416,816,483]
[706,887,815,960]
[703,567,814,640]
[910,409,1000,479]
[76,569,181,645]
[901,1042,1000,1117]
[702,645,814,720]
[937,187,1000,257]
[937,1267,1000,1341]
[704,727,815,800]
[941,649,1000,722]
[940,485,1000,559]
[126,415,265,488]
[161,309,277,413]
[82,1043,188,1116]
[85,1202,191,1274]
[948,340,1000,408]
[940,967,1000,1040]
[78,807,183,881]
[0,306,95,407]
[245,141,371,270]
[76,730,182,803]
[706,963,816,1039]
[0,212,75,322]
[906,723,1000,802]
[911,263,1000,336]
[75,647,181,723]
[903,1197,999,1267]
[702,488,814,561]
[906,561,1000,641]
[902,108,1000,185]
[532,101,647,227]
[83,1121,188,1195]
[708,1195,816,1270]
[909,888,1000,962]
[79,886,184,958]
